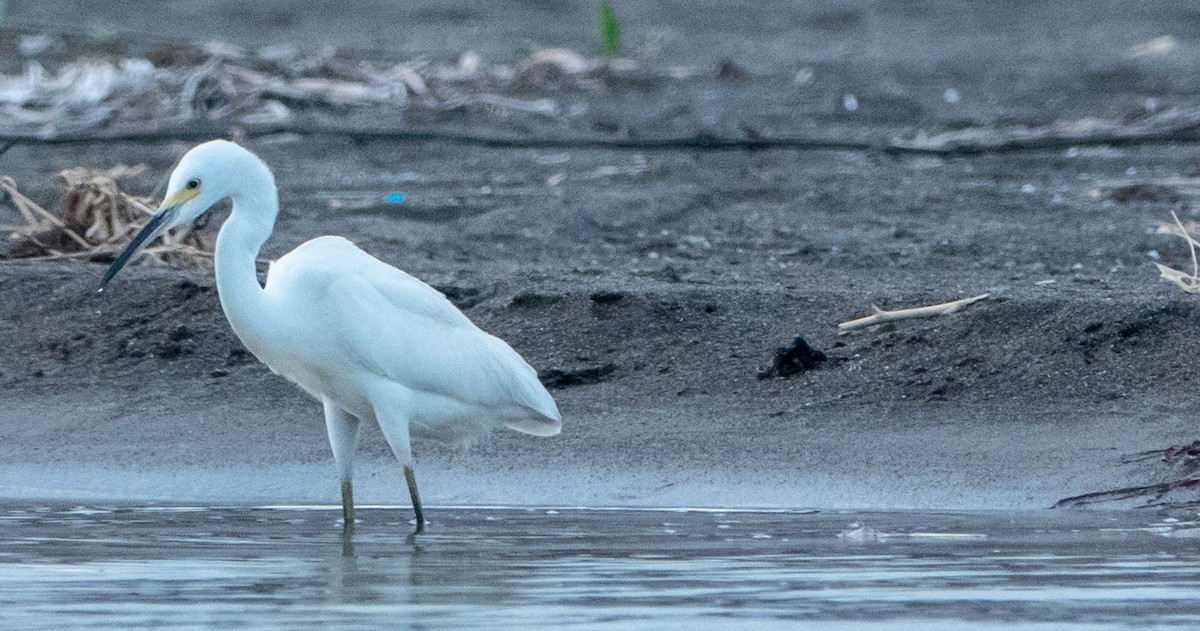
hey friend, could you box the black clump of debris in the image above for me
[539,363,617,389]
[1105,183,1181,204]
[757,336,827,379]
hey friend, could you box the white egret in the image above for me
[99,140,561,533]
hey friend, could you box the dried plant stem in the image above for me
[1153,210,1200,293]
[19,249,117,262]
[1178,209,1199,280]
[141,244,215,259]
[838,294,990,333]
[0,177,91,248]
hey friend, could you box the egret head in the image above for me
[98,140,269,291]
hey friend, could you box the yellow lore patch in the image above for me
[160,185,200,209]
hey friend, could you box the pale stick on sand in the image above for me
[838,294,991,333]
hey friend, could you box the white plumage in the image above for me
[100,140,560,533]
[263,236,560,440]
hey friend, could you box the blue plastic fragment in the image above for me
[385,192,406,203]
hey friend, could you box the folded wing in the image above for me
[269,237,560,434]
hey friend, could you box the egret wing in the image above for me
[273,237,560,426]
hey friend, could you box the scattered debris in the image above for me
[1055,439,1200,509]
[587,155,651,179]
[0,43,661,140]
[1105,183,1182,204]
[837,522,881,541]
[716,58,749,82]
[892,108,1200,153]
[1153,211,1200,293]
[589,291,625,304]
[527,48,595,75]
[838,294,990,333]
[456,51,482,76]
[1127,35,1177,58]
[476,93,558,117]
[0,50,406,137]
[0,167,211,265]
[1155,263,1200,293]
[508,291,562,308]
[1097,176,1200,204]
[1153,216,1200,239]
[757,336,827,379]
[1053,478,1200,509]
[19,34,56,57]
[539,363,616,388]
[1125,440,1200,473]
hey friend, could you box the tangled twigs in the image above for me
[838,294,991,333]
[1,167,212,265]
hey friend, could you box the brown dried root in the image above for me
[1153,210,1200,293]
[1123,440,1200,472]
[837,294,990,333]
[1,167,212,266]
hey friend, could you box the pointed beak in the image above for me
[97,203,178,293]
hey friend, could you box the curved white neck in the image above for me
[214,183,278,344]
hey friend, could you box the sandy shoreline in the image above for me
[2,353,1195,510]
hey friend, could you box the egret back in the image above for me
[264,237,561,437]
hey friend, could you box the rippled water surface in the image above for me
[1,504,1198,629]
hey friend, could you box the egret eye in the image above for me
[186,178,201,190]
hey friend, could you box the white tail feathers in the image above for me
[505,412,562,436]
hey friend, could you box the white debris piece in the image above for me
[838,522,881,541]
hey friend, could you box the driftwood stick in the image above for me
[838,293,990,333]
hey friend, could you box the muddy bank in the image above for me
[2,1,1200,510]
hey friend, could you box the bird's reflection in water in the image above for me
[324,525,518,616]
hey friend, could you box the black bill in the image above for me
[97,206,176,293]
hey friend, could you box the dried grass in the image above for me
[1,167,211,266]
[1153,210,1200,293]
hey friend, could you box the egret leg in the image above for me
[323,399,361,529]
[404,465,425,533]
[376,414,425,533]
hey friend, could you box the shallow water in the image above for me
[1,505,1198,630]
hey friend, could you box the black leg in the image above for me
[404,465,425,533]
[341,478,355,528]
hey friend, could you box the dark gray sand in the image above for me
[1,1,1199,510]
